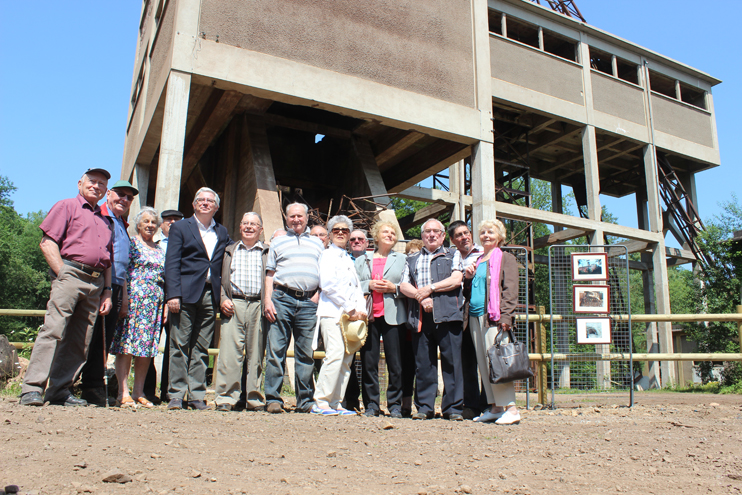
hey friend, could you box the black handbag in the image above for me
[487,327,534,384]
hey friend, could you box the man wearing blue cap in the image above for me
[79,179,138,406]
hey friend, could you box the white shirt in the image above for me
[195,216,218,280]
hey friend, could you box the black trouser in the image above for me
[361,318,404,411]
[143,321,170,399]
[413,313,463,416]
[79,283,123,390]
[461,326,483,410]
[400,327,415,399]
[342,356,361,410]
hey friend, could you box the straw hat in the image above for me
[339,313,368,355]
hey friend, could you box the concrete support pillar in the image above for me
[154,70,191,214]
[551,182,563,232]
[350,135,390,207]
[636,191,660,388]
[470,142,496,230]
[237,115,283,242]
[128,164,150,225]
[449,162,461,221]
[642,145,675,386]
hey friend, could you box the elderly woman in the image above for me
[355,221,408,418]
[312,215,367,415]
[110,207,167,408]
[464,219,520,424]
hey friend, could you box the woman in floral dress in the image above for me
[110,207,167,408]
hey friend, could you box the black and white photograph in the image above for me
[576,318,612,345]
[571,252,609,281]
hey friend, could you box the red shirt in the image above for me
[39,194,113,270]
[372,258,385,318]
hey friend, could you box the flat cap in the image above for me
[161,209,184,219]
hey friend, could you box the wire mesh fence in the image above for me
[548,244,633,407]
[502,246,531,406]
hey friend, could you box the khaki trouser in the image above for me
[313,317,354,410]
[469,315,516,407]
[22,264,103,400]
[214,298,267,407]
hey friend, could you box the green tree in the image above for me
[687,195,742,386]
[0,177,50,341]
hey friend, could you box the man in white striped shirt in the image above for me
[263,203,324,413]
[214,212,268,412]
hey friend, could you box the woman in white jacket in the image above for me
[312,215,367,415]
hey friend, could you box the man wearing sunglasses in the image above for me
[79,179,138,407]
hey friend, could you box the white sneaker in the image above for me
[495,410,521,425]
[474,409,504,423]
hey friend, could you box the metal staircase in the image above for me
[656,152,712,270]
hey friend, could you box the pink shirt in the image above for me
[39,194,113,270]
[372,258,385,318]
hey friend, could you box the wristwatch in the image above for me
[430,284,437,293]
[103,286,113,292]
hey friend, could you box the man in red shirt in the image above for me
[20,169,114,406]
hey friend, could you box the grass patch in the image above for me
[662,381,742,395]
[0,381,21,397]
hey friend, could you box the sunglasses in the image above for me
[349,237,365,242]
[112,189,134,201]
[332,228,350,234]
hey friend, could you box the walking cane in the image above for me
[102,313,109,408]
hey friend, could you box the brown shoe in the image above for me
[266,402,284,414]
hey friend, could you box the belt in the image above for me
[232,293,260,302]
[62,259,103,278]
[275,284,317,300]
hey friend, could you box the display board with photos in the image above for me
[548,244,633,406]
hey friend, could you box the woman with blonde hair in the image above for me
[355,220,408,417]
[463,218,521,424]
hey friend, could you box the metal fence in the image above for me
[548,244,633,407]
[502,246,531,407]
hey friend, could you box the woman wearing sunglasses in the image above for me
[311,215,367,415]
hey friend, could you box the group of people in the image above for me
[19,168,522,425]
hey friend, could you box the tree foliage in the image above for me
[0,177,50,340]
[686,195,742,385]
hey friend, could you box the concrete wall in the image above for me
[592,72,645,126]
[489,36,583,105]
[651,94,714,148]
[147,0,177,108]
[198,0,475,107]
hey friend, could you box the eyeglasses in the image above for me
[332,228,350,234]
[112,189,134,201]
[240,221,262,228]
[422,229,443,235]
[349,237,365,242]
[195,198,216,204]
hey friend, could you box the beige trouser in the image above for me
[469,315,516,407]
[214,298,267,407]
[313,317,354,409]
[22,264,103,400]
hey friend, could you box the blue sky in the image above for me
[1,1,739,241]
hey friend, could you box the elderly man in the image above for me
[79,179,138,407]
[165,187,231,410]
[263,203,324,413]
[400,218,465,421]
[214,212,269,412]
[20,168,114,406]
[309,224,328,247]
[349,229,369,259]
[155,209,184,252]
[447,220,486,419]
[143,208,184,403]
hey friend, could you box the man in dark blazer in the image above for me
[164,187,231,410]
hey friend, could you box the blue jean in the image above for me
[263,290,317,411]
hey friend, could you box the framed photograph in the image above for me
[576,318,612,345]
[573,285,610,314]
[571,252,608,281]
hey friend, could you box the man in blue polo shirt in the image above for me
[263,202,324,414]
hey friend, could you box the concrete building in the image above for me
[120,0,721,387]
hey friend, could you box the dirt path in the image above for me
[1,393,740,494]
